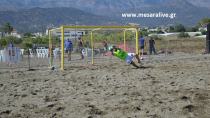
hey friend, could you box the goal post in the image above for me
[48,30,52,68]
[48,27,62,69]
[49,25,140,70]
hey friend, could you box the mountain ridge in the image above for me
[0,0,210,32]
[0,7,118,33]
[0,0,209,12]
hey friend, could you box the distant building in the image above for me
[0,32,3,38]
[11,29,21,38]
[148,28,159,32]
[33,32,43,37]
[47,29,87,40]
[199,27,207,31]
[128,23,140,27]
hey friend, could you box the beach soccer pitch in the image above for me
[48,25,140,70]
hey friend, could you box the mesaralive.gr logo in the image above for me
[122,12,176,19]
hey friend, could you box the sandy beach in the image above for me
[0,53,210,118]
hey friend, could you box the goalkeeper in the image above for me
[110,46,141,68]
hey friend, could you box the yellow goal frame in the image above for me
[49,25,140,70]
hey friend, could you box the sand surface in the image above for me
[0,53,210,118]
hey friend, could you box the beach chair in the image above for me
[53,50,57,59]
[0,50,3,62]
[36,49,42,58]
[53,48,60,59]
[29,49,34,57]
[43,49,49,58]
[84,48,91,57]
[20,49,24,55]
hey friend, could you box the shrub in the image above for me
[201,29,207,35]
[174,24,186,32]
[151,35,163,40]
[0,38,7,47]
[23,42,33,49]
[22,37,33,49]
[194,33,201,36]
[13,38,22,44]
[186,27,199,32]
[178,32,190,38]
[140,29,149,36]
[0,36,22,47]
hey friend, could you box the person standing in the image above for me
[139,36,146,60]
[102,41,108,55]
[7,42,16,64]
[149,37,157,55]
[78,38,84,59]
[103,41,108,51]
[64,39,73,61]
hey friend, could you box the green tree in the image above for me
[22,37,33,49]
[0,38,7,48]
[140,29,149,36]
[169,26,175,32]
[198,18,210,27]
[174,24,186,32]
[0,36,22,47]
[186,26,198,32]
[2,22,13,34]
[201,29,207,35]
[24,33,34,38]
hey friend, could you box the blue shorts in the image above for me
[125,55,134,64]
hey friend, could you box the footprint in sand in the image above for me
[21,94,27,98]
[183,104,195,113]
[0,110,11,115]
[170,82,176,86]
[56,106,65,111]
[47,103,55,108]
[88,107,105,116]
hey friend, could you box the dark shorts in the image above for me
[65,48,73,53]
[140,46,144,49]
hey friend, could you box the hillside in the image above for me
[0,0,210,32]
[186,0,210,9]
[120,0,210,27]
[0,7,118,33]
[0,0,210,13]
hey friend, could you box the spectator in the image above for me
[78,38,84,59]
[7,42,15,61]
[139,36,146,60]
[8,41,14,48]
[103,41,108,51]
[149,37,157,55]
[64,39,69,53]
[65,39,73,61]
[32,44,37,53]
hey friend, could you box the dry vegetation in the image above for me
[155,37,205,54]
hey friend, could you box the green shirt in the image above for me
[113,49,128,60]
